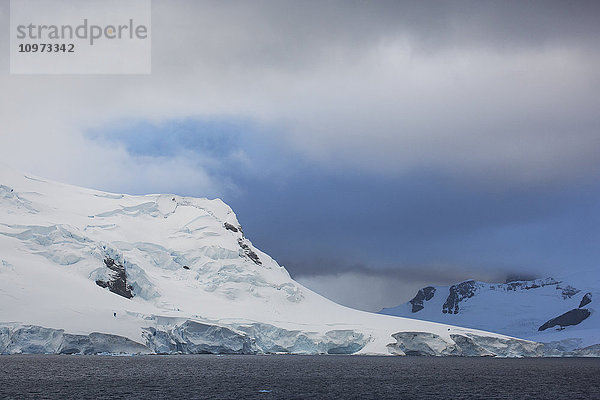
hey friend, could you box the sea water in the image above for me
[1,355,599,399]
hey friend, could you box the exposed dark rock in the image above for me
[95,280,108,288]
[504,278,559,291]
[409,286,436,313]
[559,285,580,299]
[442,280,477,314]
[238,239,261,265]
[224,222,259,264]
[579,292,592,308]
[538,308,591,331]
[502,279,579,298]
[95,257,134,299]
[224,222,239,233]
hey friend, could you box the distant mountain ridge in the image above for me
[380,274,599,351]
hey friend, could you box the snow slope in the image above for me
[0,166,591,356]
[380,274,600,351]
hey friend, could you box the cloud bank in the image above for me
[1,0,599,309]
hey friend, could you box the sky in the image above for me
[1,1,599,311]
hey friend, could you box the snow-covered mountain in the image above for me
[380,274,599,352]
[0,166,595,356]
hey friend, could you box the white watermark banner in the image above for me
[10,0,151,74]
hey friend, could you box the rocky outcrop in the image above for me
[409,286,436,313]
[538,308,591,331]
[504,278,559,291]
[238,239,261,265]
[559,285,580,299]
[95,257,134,299]
[223,222,240,233]
[579,292,592,308]
[442,280,478,314]
[222,221,261,265]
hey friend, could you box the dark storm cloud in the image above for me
[93,116,600,283]
[3,0,600,187]
[227,164,600,279]
[147,0,600,187]
[155,0,600,70]
[284,258,508,286]
[293,265,509,312]
[2,1,600,311]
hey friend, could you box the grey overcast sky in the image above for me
[1,1,599,311]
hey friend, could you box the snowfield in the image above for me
[0,166,596,356]
[380,275,600,353]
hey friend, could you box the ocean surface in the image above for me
[1,355,599,399]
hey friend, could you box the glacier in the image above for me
[0,166,596,356]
